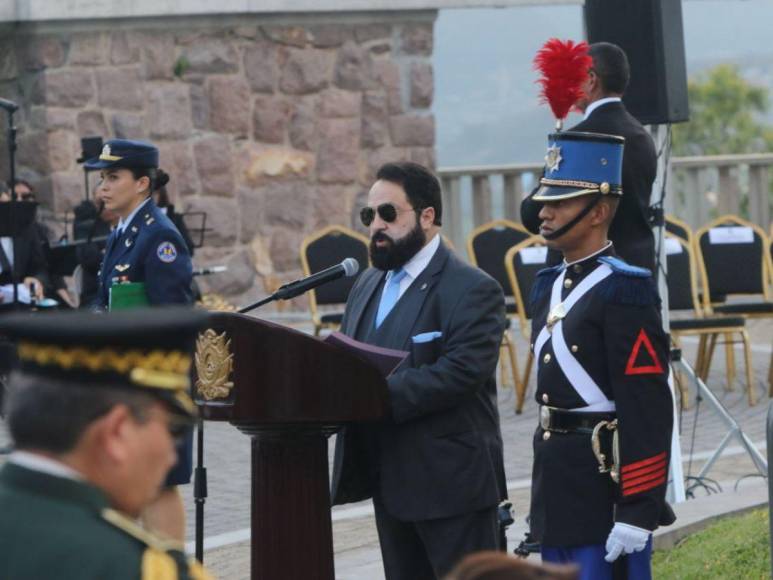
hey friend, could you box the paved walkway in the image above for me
[1,316,771,579]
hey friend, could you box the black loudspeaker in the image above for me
[585,0,690,125]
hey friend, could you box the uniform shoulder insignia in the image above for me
[597,257,658,307]
[529,264,563,307]
[598,256,651,278]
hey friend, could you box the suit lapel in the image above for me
[345,269,385,337]
[393,241,450,350]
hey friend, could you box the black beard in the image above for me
[369,221,426,271]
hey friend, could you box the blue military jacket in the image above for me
[96,198,193,308]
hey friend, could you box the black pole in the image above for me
[5,107,18,309]
[194,419,207,563]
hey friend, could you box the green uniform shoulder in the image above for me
[102,509,213,580]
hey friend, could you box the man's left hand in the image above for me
[604,522,650,563]
[23,277,44,301]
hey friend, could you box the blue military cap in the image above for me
[84,138,159,170]
[532,131,624,201]
[0,307,209,417]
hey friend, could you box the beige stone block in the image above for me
[198,248,256,297]
[390,114,435,147]
[361,90,388,148]
[76,110,108,138]
[47,130,78,172]
[111,112,146,139]
[238,144,314,185]
[262,26,309,48]
[288,99,317,151]
[334,41,374,91]
[209,76,250,137]
[141,35,176,80]
[50,171,84,213]
[19,35,66,70]
[252,95,291,144]
[30,107,76,131]
[96,67,143,110]
[401,23,433,56]
[308,25,353,49]
[147,83,193,139]
[69,32,109,66]
[320,88,360,118]
[269,226,305,272]
[243,41,277,93]
[317,118,359,184]
[373,60,402,114]
[110,31,142,65]
[194,135,235,197]
[44,69,94,108]
[279,48,332,95]
[0,38,17,80]
[181,39,239,75]
[157,142,199,198]
[409,61,433,109]
[181,195,238,248]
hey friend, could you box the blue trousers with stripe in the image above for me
[541,537,652,580]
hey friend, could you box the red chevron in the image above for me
[622,459,668,483]
[622,475,667,497]
[622,468,667,490]
[621,452,667,475]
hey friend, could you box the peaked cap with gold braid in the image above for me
[0,307,209,417]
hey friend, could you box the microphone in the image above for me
[0,98,19,113]
[274,258,359,301]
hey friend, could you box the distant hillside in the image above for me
[434,0,773,167]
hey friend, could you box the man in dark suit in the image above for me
[521,42,658,273]
[331,162,508,580]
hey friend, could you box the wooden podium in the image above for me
[193,312,387,579]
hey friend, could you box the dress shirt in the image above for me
[383,232,441,301]
[583,97,622,121]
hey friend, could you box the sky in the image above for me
[433,0,773,166]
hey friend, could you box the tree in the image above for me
[672,64,773,156]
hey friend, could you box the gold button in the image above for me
[543,353,551,364]
[571,345,579,353]
[563,278,573,289]
[542,393,549,403]
[543,431,551,441]
[573,265,582,274]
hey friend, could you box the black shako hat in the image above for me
[84,139,159,171]
[0,307,209,417]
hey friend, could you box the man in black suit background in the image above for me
[521,42,658,273]
[331,162,508,580]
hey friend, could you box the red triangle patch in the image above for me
[625,329,664,376]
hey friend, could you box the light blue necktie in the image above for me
[375,268,407,328]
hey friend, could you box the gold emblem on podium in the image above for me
[195,329,234,401]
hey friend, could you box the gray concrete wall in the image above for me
[2,0,579,23]
[0,12,437,306]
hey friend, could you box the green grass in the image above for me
[652,508,770,579]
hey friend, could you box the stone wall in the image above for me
[0,13,436,307]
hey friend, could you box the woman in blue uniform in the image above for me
[85,139,194,542]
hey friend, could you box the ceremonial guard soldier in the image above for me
[527,131,674,579]
[0,308,213,579]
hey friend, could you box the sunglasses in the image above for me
[360,203,418,227]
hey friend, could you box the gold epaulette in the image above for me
[101,509,215,580]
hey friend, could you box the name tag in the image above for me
[708,226,754,245]
[664,237,683,255]
[519,246,548,265]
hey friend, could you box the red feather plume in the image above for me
[533,38,592,122]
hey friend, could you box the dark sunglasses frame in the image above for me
[360,203,420,227]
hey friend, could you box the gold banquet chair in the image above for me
[300,225,369,336]
[504,236,549,413]
[664,233,755,406]
[466,219,531,401]
[695,215,773,395]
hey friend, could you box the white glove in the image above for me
[604,522,651,563]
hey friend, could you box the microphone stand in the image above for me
[4,104,19,309]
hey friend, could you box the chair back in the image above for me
[467,219,530,298]
[665,214,693,245]
[664,234,701,314]
[300,225,369,308]
[504,236,549,331]
[695,215,771,307]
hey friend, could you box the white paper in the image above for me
[0,284,31,304]
[708,226,754,245]
[665,237,683,255]
[519,246,548,265]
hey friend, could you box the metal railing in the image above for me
[438,152,773,253]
